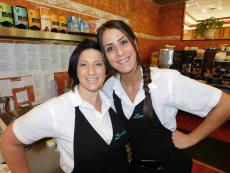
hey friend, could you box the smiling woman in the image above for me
[97,20,230,173]
[1,39,131,173]
[77,48,106,95]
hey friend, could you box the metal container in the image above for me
[159,49,174,68]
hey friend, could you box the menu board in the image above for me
[0,43,75,104]
[0,43,75,78]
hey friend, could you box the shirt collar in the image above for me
[112,65,143,86]
[111,66,144,105]
[65,86,83,107]
[67,85,112,113]
[99,91,112,114]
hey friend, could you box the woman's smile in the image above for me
[102,28,138,74]
[85,76,99,84]
[116,56,130,64]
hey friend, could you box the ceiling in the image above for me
[186,0,230,20]
[184,0,230,29]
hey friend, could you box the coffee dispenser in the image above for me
[159,49,174,68]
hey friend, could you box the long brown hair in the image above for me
[97,20,153,119]
[142,64,153,120]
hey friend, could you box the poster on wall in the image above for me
[27,44,41,73]
[0,43,17,78]
[60,45,75,71]
[0,79,12,97]
[32,72,54,104]
[50,44,61,72]
[13,44,28,75]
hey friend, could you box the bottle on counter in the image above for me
[51,80,58,97]
[9,96,15,112]
[63,80,70,93]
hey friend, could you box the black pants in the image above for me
[129,148,192,173]
[164,148,192,173]
[129,159,165,173]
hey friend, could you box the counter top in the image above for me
[0,139,62,173]
[27,139,62,173]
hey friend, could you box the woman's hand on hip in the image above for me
[172,130,195,149]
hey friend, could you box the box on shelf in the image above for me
[28,9,40,30]
[59,15,67,33]
[88,21,97,33]
[51,13,59,32]
[13,6,29,29]
[84,22,90,33]
[89,19,104,33]
[0,2,14,27]
[67,16,80,33]
[78,18,85,32]
[38,7,50,31]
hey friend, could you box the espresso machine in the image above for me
[201,49,230,88]
[212,60,230,87]
[171,50,183,72]
[192,58,204,79]
[181,50,197,77]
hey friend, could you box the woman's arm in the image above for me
[1,123,31,173]
[172,92,230,149]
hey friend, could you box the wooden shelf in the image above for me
[0,27,96,42]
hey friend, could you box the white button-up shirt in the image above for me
[103,67,222,131]
[13,86,113,173]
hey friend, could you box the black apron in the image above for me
[113,92,192,173]
[71,107,130,173]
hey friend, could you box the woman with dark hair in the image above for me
[1,39,130,173]
[97,20,230,173]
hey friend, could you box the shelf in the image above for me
[0,27,96,42]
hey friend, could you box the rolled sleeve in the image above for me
[171,74,222,117]
[13,103,56,144]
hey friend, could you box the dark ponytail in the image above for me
[142,64,153,120]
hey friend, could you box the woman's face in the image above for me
[102,28,138,74]
[77,48,106,93]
